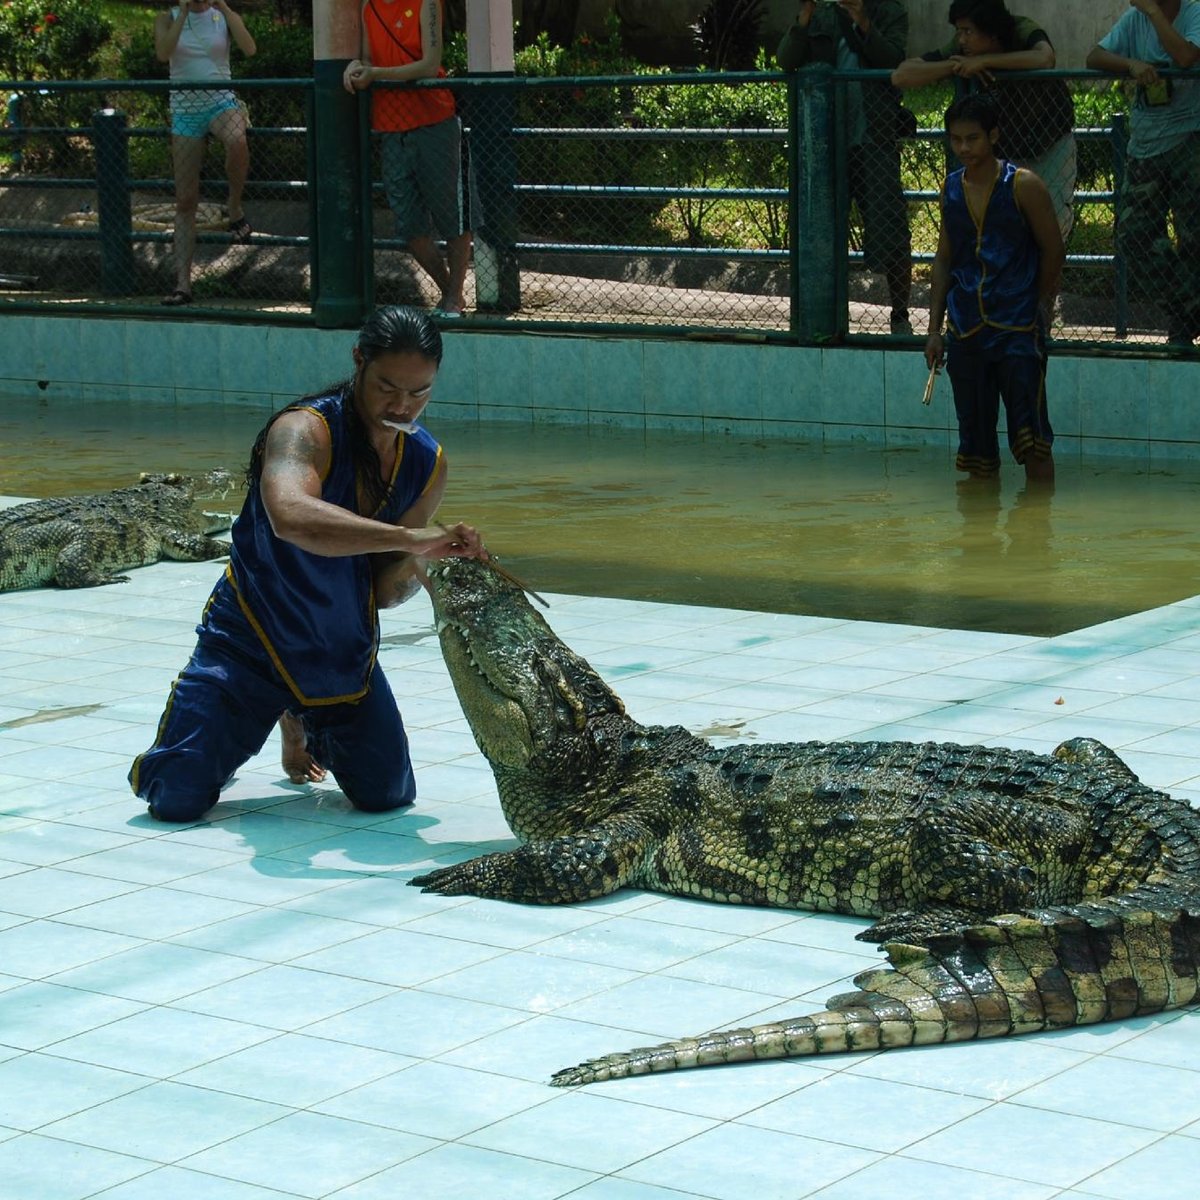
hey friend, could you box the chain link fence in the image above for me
[0,68,1195,351]
[0,78,311,312]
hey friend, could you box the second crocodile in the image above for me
[0,472,232,590]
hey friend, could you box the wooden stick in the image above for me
[490,559,550,608]
[922,359,940,406]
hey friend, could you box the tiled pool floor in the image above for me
[1,553,1199,1200]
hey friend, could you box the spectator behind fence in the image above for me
[892,0,1076,241]
[1087,0,1200,348]
[156,0,256,307]
[777,0,916,336]
[926,93,1063,484]
[344,0,471,318]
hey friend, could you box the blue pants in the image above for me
[130,624,416,823]
[947,335,1053,477]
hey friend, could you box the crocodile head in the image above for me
[425,558,625,770]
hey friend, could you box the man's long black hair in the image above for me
[246,305,444,514]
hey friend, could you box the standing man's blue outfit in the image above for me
[131,306,486,823]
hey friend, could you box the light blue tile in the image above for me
[643,340,703,416]
[168,321,225,394]
[81,1165,298,1199]
[49,940,261,1004]
[1078,355,1149,442]
[293,926,503,985]
[759,345,820,423]
[179,1034,412,1107]
[171,906,374,963]
[547,1181,692,1200]
[0,1132,151,1200]
[55,885,254,939]
[465,1090,716,1174]
[620,1121,879,1200]
[822,346,884,427]
[1046,353,1080,439]
[472,333,532,408]
[51,1005,277,1076]
[1147,358,1200,444]
[0,917,142,979]
[584,336,644,414]
[1108,1008,1200,1071]
[42,1081,287,1163]
[0,1053,148,1130]
[1070,1132,1200,1200]
[742,1072,989,1152]
[903,1103,1158,1188]
[316,1059,550,1138]
[423,948,637,1011]
[846,1035,1088,1100]
[180,1111,436,1198]
[0,981,144,1051]
[305,987,528,1058]
[438,1013,648,1084]
[331,1142,593,1200]
[171,963,394,1030]
[808,1156,1058,1200]
[1014,1055,1200,1131]
[534,915,738,975]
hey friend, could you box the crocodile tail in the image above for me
[549,903,1200,1087]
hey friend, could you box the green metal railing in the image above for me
[0,66,1190,353]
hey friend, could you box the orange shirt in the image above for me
[364,0,457,133]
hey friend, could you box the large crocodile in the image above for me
[411,558,1200,1086]
[0,472,233,590]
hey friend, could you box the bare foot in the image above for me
[279,711,327,783]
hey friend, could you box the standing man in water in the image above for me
[130,305,487,822]
[926,94,1063,483]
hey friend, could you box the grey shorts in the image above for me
[380,116,466,243]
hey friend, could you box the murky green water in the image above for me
[3,391,1198,637]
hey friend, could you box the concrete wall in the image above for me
[2,315,1198,465]
[572,1,1129,68]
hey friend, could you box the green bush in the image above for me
[0,0,113,80]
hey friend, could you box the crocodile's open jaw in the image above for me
[426,558,623,768]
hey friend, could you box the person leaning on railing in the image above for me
[344,0,471,319]
[155,0,257,307]
[892,0,1076,242]
[1086,0,1200,348]
[777,0,916,336]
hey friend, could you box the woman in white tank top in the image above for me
[154,0,256,305]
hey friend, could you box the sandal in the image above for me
[160,289,192,307]
[228,216,252,243]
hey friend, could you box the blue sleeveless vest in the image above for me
[220,388,442,705]
[944,159,1040,343]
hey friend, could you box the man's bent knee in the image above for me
[140,783,219,823]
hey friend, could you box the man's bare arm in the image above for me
[1016,170,1065,322]
[259,411,479,559]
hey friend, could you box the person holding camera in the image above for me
[1087,0,1200,347]
[155,0,256,307]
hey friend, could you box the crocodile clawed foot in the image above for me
[408,862,480,895]
[858,905,978,945]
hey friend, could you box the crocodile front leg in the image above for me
[410,814,660,903]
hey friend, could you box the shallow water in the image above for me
[3,391,1198,637]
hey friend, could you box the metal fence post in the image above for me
[1111,112,1128,340]
[311,59,367,329]
[470,77,521,313]
[92,108,134,297]
[790,64,837,344]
